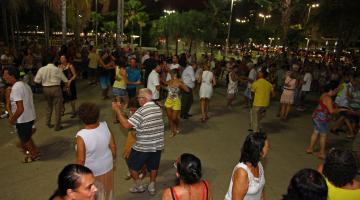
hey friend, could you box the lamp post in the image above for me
[225,0,239,58]
[305,37,310,50]
[268,37,274,47]
[306,3,319,23]
[258,13,271,26]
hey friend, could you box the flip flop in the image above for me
[317,154,326,160]
[305,148,313,154]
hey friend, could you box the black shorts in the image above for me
[88,68,98,77]
[127,88,137,99]
[16,120,34,144]
[127,149,161,171]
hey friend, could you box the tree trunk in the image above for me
[175,38,178,55]
[61,0,67,45]
[139,26,142,47]
[116,0,122,46]
[166,36,169,56]
[188,38,193,54]
[281,0,291,47]
[75,6,81,44]
[43,0,50,50]
[15,10,20,49]
[9,13,15,48]
[2,4,9,46]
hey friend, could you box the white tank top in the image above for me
[225,162,265,200]
[76,122,113,176]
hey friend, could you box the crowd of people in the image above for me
[0,40,360,200]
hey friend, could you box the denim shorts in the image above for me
[99,76,110,89]
[127,149,161,171]
[112,88,128,97]
[313,119,329,134]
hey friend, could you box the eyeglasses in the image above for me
[137,96,145,99]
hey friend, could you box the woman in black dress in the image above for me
[59,55,77,118]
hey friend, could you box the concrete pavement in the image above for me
[0,81,355,200]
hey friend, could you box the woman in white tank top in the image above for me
[225,132,269,200]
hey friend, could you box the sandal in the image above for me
[330,129,340,135]
[317,153,326,160]
[170,132,176,137]
[346,135,355,139]
[305,149,313,154]
[22,152,41,163]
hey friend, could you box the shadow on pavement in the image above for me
[38,137,74,161]
[262,119,290,134]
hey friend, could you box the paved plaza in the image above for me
[0,81,355,200]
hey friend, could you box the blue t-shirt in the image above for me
[126,66,141,89]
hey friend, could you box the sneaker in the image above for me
[129,185,145,193]
[148,182,156,195]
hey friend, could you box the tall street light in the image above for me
[258,13,271,25]
[236,18,249,24]
[164,9,176,15]
[305,37,310,50]
[306,3,320,23]
[225,0,239,58]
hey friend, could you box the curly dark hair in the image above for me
[78,102,100,125]
[323,148,357,187]
[282,168,328,200]
[177,153,202,184]
[239,132,267,167]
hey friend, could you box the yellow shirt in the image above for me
[251,78,273,107]
[325,178,360,200]
[113,66,127,89]
[88,52,100,69]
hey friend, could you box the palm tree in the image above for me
[61,0,66,45]
[124,0,148,46]
[1,0,29,47]
[116,0,123,45]
[67,0,92,43]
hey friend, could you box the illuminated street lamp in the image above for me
[258,13,271,25]
[305,37,310,50]
[164,9,176,15]
[236,18,249,23]
[306,3,320,23]
[268,37,274,46]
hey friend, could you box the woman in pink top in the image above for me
[278,71,297,120]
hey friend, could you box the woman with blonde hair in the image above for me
[199,63,216,122]
[165,69,189,137]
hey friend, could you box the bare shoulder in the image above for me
[233,167,248,180]
[162,187,172,200]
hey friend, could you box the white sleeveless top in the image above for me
[227,72,238,94]
[225,162,265,200]
[76,122,113,176]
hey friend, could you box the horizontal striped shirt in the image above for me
[128,101,164,152]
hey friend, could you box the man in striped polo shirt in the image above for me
[112,88,164,195]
